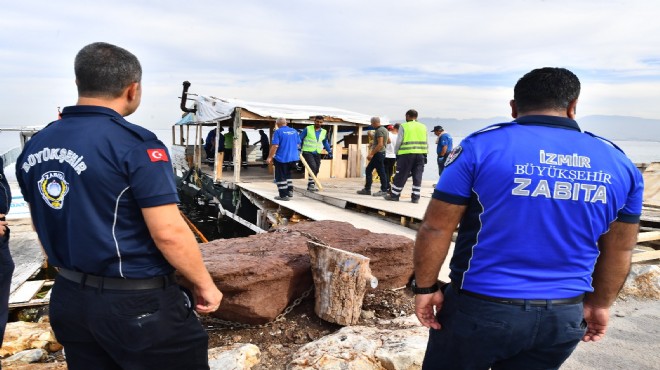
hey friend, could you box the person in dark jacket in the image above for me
[0,156,12,350]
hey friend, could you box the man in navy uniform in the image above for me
[413,67,643,369]
[16,42,222,370]
[431,125,452,177]
[0,157,12,353]
[267,117,301,201]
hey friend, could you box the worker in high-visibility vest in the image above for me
[223,127,234,168]
[385,109,428,203]
[299,115,332,191]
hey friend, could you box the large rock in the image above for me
[0,321,62,358]
[209,343,261,370]
[192,221,413,324]
[286,221,414,289]
[288,315,428,370]
[620,265,660,299]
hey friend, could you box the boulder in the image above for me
[620,265,660,299]
[0,321,62,358]
[286,221,414,289]
[288,316,428,370]
[190,221,413,324]
[209,343,261,370]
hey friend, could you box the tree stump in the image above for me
[307,241,378,325]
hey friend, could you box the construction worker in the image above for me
[299,115,332,192]
[223,127,234,169]
[385,109,428,203]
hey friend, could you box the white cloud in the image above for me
[1,0,660,131]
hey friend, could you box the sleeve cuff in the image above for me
[432,190,470,205]
[136,193,180,208]
[616,212,641,224]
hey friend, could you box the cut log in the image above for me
[307,241,378,326]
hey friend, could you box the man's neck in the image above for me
[77,97,126,116]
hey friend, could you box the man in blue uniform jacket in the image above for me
[0,157,12,351]
[413,67,643,369]
[16,42,222,370]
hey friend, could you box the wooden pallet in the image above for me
[8,280,53,309]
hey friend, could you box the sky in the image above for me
[1,0,659,130]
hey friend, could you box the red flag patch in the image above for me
[147,149,169,162]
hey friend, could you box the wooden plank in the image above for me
[632,250,660,263]
[638,231,660,243]
[9,280,45,304]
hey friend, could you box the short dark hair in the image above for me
[513,67,580,114]
[74,42,142,98]
[314,115,324,120]
[405,109,418,119]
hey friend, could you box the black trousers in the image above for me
[364,152,388,192]
[302,152,321,188]
[49,275,209,370]
[223,148,233,165]
[391,154,425,199]
[241,145,248,165]
[384,157,396,189]
[274,160,294,197]
[0,238,13,348]
[437,156,448,176]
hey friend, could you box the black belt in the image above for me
[454,284,584,306]
[58,268,176,291]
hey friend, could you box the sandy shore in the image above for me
[562,298,660,370]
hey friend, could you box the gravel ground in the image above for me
[561,298,660,370]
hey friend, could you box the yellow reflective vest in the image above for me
[302,125,326,153]
[398,120,428,154]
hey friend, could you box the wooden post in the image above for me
[299,154,324,191]
[213,151,224,182]
[307,241,378,326]
[331,124,339,178]
[356,125,363,177]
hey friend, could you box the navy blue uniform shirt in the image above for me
[0,157,10,241]
[434,116,644,298]
[16,106,179,278]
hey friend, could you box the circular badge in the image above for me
[444,146,463,167]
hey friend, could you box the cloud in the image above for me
[1,0,660,130]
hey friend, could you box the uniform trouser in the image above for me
[302,152,321,188]
[0,238,14,348]
[241,145,248,165]
[364,152,388,192]
[384,157,396,189]
[422,284,585,370]
[261,146,270,161]
[49,275,209,370]
[223,148,233,165]
[391,154,425,199]
[437,156,447,176]
[274,160,294,197]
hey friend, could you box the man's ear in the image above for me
[567,99,578,119]
[510,99,518,118]
[126,82,140,102]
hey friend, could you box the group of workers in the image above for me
[1,41,644,370]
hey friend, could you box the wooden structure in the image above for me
[307,241,378,326]
[171,81,380,185]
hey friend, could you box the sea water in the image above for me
[2,128,659,182]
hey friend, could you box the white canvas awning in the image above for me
[192,95,375,126]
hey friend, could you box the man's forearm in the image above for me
[267,144,278,160]
[586,221,639,307]
[414,223,452,287]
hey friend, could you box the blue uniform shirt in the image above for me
[434,115,644,298]
[16,106,179,278]
[273,126,301,163]
[437,133,453,156]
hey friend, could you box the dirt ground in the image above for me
[202,288,415,369]
[9,289,659,369]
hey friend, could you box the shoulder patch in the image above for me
[444,146,463,167]
[147,149,169,162]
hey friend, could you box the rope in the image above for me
[180,211,209,243]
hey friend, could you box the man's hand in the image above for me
[414,291,443,330]
[0,214,7,237]
[193,283,223,314]
[366,154,373,161]
[266,156,273,165]
[582,302,609,342]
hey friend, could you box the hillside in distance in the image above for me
[417,115,660,141]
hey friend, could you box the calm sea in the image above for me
[2,128,659,182]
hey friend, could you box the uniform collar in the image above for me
[513,115,581,132]
[61,105,124,119]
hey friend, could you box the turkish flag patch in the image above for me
[147,149,169,162]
